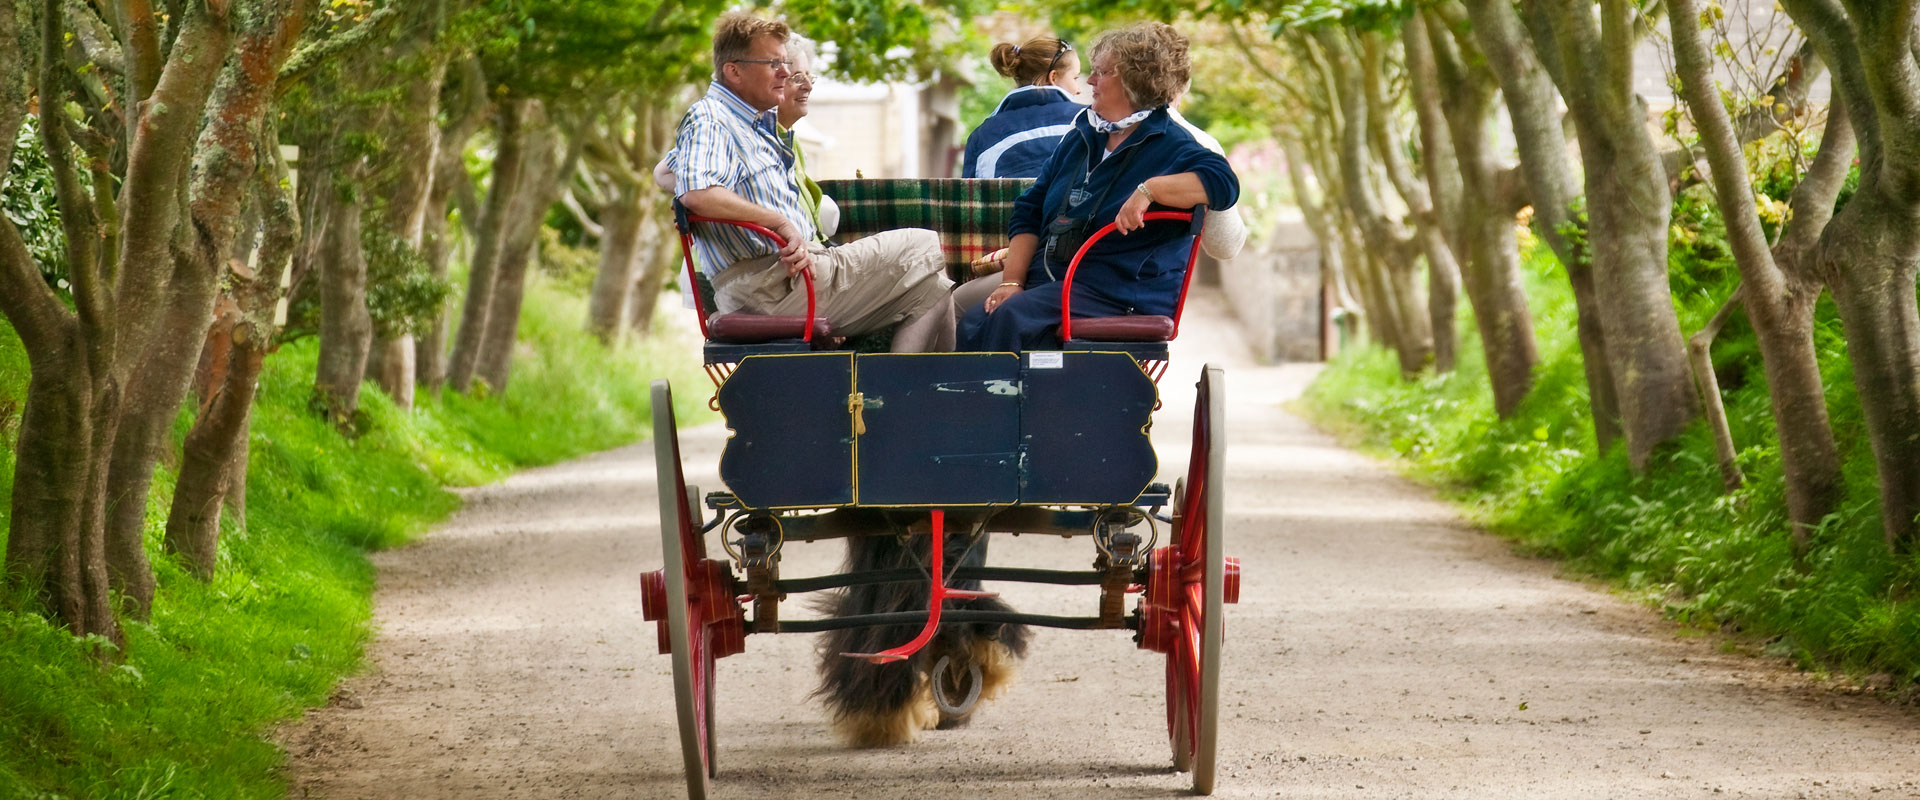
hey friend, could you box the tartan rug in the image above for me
[819,178,1035,282]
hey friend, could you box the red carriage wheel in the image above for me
[1139,365,1240,795]
[640,381,745,800]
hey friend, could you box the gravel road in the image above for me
[283,291,1920,799]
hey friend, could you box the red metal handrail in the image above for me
[1056,210,1206,342]
[678,215,817,343]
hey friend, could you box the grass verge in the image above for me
[1300,240,1920,686]
[0,274,710,798]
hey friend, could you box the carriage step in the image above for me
[942,589,998,600]
[840,651,911,664]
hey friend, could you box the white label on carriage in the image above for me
[1028,351,1065,369]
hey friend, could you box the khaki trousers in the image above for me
[712,229,952,339]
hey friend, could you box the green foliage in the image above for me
[1302,241,1920,684]
[535,225,599,295]
[1038,0,1403,33]
[476,0,721,105]
[362,227,454,339]
[1,116,81,299]
[779,0,991,82]
[0,274,712,797]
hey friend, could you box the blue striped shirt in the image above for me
[674,82,816,277]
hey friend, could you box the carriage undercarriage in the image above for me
[641,351,1239,799]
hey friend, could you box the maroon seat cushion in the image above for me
[1069,315,1175,342]
[707,313,833,344]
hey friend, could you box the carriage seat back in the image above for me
[1060,208,1207,347]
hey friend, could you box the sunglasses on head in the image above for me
[1047,41,1073,74]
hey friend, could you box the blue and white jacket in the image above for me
[960,86,1083,179]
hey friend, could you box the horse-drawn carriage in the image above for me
[640,179,1241,798]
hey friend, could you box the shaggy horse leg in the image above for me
[813,528,1031,745]
[814,533,936,747]
[929,531,1029,729]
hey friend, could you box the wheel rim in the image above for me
[647,381,745,800]
[1139,365,1232,795]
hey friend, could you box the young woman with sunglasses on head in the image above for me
[959,36,1083,180]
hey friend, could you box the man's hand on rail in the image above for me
[773,219,814,277]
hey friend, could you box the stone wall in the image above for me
[1213,214,1325,363]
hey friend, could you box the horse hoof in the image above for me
[932,654,985,724]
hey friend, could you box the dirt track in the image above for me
[283,290,1920,799]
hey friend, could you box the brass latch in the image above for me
[847,392,867,435]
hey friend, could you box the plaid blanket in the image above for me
[819,178,1034,282]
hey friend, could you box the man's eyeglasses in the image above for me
[731,58,792,72]
[787,72,813,89]
[1047,41,1074,74]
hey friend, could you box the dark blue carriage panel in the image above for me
[1018,351,1159,505]
[718,352,856,509]
[718,351,1155,509]
[854,353,1022,506]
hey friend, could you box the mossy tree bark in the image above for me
[1780,0,1920,552]
[0,0,326,639]
[1309,30,1432,375]
[1461,0,1623,449]
[1669,0,1847,548]
[1533,0,1700,470]
[1361,31,1461,374]
[475,124,573,394]
[1410,8,1540,416]
[447,97,531,393]
[166,147,300,578]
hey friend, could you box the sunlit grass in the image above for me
[1302,241,1920,682]
[0,273,710,797]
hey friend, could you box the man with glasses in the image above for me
[674,13,955,352]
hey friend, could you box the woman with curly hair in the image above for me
[958,22,1240,352]
[959,36,1083,179]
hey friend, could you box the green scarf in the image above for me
[783,126,827,242]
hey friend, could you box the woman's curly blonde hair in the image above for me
[1091,22,1190,111]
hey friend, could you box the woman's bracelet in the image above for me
[998,281,1022,288]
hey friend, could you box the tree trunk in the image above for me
[447,98,530,392]
[164,318,264,578]
[1413,9,1539,414]
[1686,288,1748,491]
[364,29,446,408]
[1824,232,1920,551]
[1363,31,1460,373]
[365,336,416,407]
[1669,0,1844,545]
[418,162,458,391]
[1538,0,1699,470]
[314,185,373,428]
[627,209,677,333]
[6,336,121,645]
[166,146,299,573]
[1777,0,1920,552]
[586,188,644,342]
[416,60,488,392]
[101,259,219,616]
[1,0,244,646]
[1459,0,1622,448]
[475,128,568,393]
[1314,31,1431,374]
